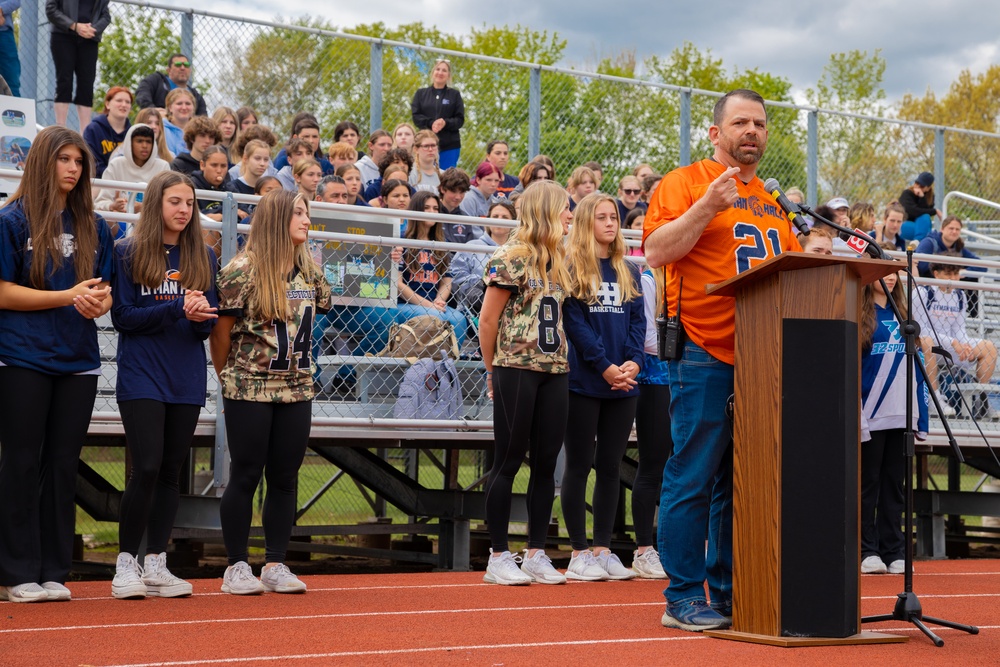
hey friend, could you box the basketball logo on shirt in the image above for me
[165,269,181,282]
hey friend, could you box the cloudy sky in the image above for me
[159,0,998,103]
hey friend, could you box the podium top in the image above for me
[706,251,901,298]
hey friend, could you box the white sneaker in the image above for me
[596,551,636,580]
[565,550,609,581]
[934,391,956,418]
[0,583,48,603]
[631,548,668,579]
[887,559,907,574]
[143,553,193,598]
[221,561,265,595]
[112,553,147,599]
[41,582,71,601]
[483,549,532,585]
[520,550,566,584]
[861,555,887,574]
[260,563,307,593]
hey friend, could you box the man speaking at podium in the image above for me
[642,89,801,632]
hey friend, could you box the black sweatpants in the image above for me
[562,391,638,551]
[633,383,673,547]
[220,399,312,565]
[49,31,99,106]
[861,428,906,563]
[118,400,202,556]
[485,367,568,552]
[0,367,97,585]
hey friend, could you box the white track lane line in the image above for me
[4,592,1000,633]
[91,627,1000,667]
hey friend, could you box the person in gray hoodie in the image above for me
[94,124,171,236]
[450,200,515,315]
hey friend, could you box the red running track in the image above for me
[1,558,996,666]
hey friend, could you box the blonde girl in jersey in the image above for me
[210,189,332,595]
[480,180,573,586]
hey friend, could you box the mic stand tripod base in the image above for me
[862,591,979,648]
[704,629,907,647]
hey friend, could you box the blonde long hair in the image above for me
[6,126,98,289]
[231,189,321,321]
[121,171,213,291]
[567,192,639,303]
[504,180,570,294]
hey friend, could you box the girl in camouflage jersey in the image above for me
[210,189,332,595]
[479,180,573,586]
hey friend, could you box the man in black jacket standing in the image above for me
[135,53,208,116]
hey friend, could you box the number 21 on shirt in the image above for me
[733,222,782,274]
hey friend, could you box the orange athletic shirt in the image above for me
[642,159,801,365]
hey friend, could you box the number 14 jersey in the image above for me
[217,254,333,402]
[484,246,568,374]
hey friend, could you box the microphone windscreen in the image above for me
[763,178,779,192]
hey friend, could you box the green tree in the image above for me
[804,49,906,206]
[898,66,1000,212]
[96,9,180,109]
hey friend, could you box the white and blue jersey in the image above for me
[0,201,114,375]
[861,302,929,441]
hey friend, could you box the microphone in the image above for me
[764,179,810,236]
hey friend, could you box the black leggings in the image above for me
[118,400,201,556]
[220,399,312,565]
[633,383,673,547]
[0,367,97,585]
[562,392,638,551]
[485,367,568,552]
[861,428,905,562]
[49,31,99,106]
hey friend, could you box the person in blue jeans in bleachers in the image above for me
[898,171,942,243]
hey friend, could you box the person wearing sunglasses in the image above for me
[616,175,647,227]
[135,53,208,117]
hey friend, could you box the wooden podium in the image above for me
[702,252,908,646]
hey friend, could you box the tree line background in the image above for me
[95,8,1000,219]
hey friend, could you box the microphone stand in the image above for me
[800,204,979,646]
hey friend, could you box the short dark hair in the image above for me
[200,145,229,163]
[713,89,767,126]
[378,148,413,177]
[486,140,508,155]
[438,167,470,193]
[293,118,320,136]
[380,178,410,199]
[930,251,963,275]
[253,175,279,195]
[167,53,190,67]
[316,175,346,198]
[183,116,221,149]
[333,121,360,141]
[130,125,154,141]
[285,137,313,156]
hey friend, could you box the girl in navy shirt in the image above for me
[562,192,645,581]
[0,127,114,602]
[110,171,218,599]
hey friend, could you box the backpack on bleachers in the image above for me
[393,357,463,420]
[379,315,459,361]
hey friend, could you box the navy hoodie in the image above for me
[111,241,218,405]
[84,114,131,178]
[914,229,986,278]
[564,259,645,399]
[190,169,231,216]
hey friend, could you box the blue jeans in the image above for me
[313,305,395,358]
[438,148,460,171]
[395,304,467,346]
[657,341,734,607]
[899,214,932,243]
[0,29,21,97]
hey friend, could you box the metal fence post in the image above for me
[807,110,818,208]
[369,42,383,134]
[528,66,541,158]
[181,11,194,59]
[679,90,691,167]
[212,195,239,493]
[934,127,946,200]
[22,0,55,126]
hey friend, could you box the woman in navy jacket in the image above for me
[411,59,464,170]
